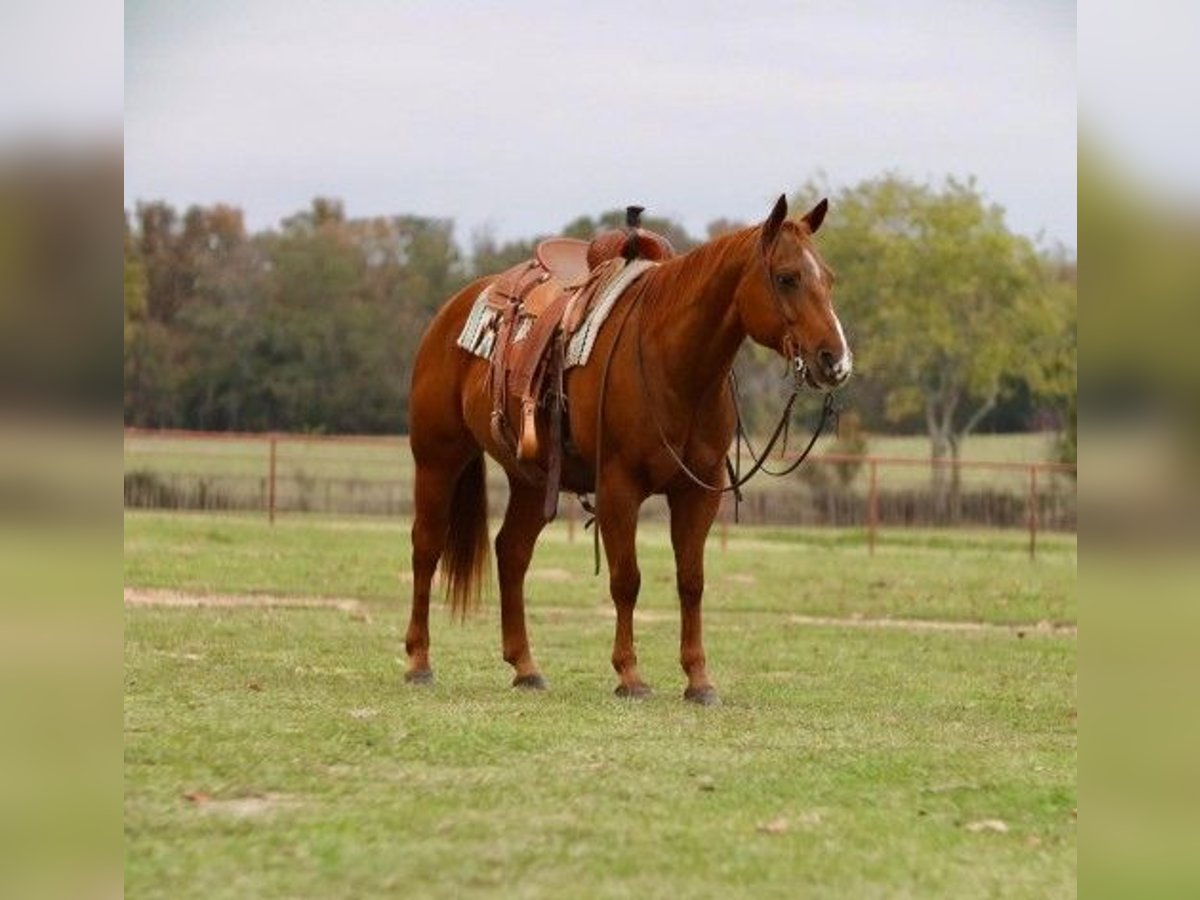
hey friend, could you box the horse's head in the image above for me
[736,195,852,391]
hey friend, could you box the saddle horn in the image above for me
[622,205,645,261]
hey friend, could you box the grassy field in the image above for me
[124,512,1075,897]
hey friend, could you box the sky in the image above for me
[124,0,1077,249]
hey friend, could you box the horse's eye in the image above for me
[775,273,799,290]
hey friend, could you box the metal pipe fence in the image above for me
[124,428,1076,557]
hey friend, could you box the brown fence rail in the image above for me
[124,428,1076,557]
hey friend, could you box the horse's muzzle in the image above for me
[816,348,853,388]
[795,349,852,392]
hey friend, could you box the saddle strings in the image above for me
[636,327,832,493]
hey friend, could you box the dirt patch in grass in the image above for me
[787,613,1076,637]
[528,567,574,582]
[183,791,300,818]
[125,588,363,613]
[576,605,1072,633]
[724,573,758,584]
[126,588,1075,636]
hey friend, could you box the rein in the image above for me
[634,304,835,498]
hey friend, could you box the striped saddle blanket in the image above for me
[455,257,657,369]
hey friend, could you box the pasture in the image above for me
[124,512,1075,897]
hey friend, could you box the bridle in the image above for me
[761,229,814,393]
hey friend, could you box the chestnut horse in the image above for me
[405,195,851,704]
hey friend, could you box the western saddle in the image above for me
[483,206,674,518]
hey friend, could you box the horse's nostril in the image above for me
[818,349,836,375]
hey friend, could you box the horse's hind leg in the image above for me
[405,455,469,683]
[495,478,550,689]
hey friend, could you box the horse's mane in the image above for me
[647,220,807,309]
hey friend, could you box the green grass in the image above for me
[124,512,1076,898]
[124,512,1076,625]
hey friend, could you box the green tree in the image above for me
[469,226,540,277]
[123,217,148,419]
[124,205,184,426]
[795,174,1075,494]
[123,219,147,360]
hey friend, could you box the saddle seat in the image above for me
[535,228,676,290]
[535,238,591,287]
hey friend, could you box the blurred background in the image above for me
[1079,3,1200,898]
[1,0,120,897]
[2,0,1197,895]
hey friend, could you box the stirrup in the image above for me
[517,401,539,461]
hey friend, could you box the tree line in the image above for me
[123,176,1076,464]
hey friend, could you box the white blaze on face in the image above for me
[805,249,853,382]
[830,311,853,382]
[804,249,823,282]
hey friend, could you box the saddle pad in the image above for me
[455,284,499,358]
[563,259,657,368]
[455,259,658,367]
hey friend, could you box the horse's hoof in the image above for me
[683,685,720,706]
[512,673,548,691]
[614,682,653,700]
[404,668,434,685]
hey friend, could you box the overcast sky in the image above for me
[124,0,1076,248]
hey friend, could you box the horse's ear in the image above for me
[762,194,788,247]
[802,198,829,234]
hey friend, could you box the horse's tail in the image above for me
[443,454,490,620]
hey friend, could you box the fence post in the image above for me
[268,435,278,525]
[867,458,879,556]
[1028,464,1039,560]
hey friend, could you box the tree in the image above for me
[706,217,745,239]
[122,197,469,433]
[795,174,1076,497]
[123,219,147,361]
[469,226,540,278]
[123,217,148,418]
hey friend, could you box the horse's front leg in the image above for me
[667,485,722,705]
[598,470,650,697]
